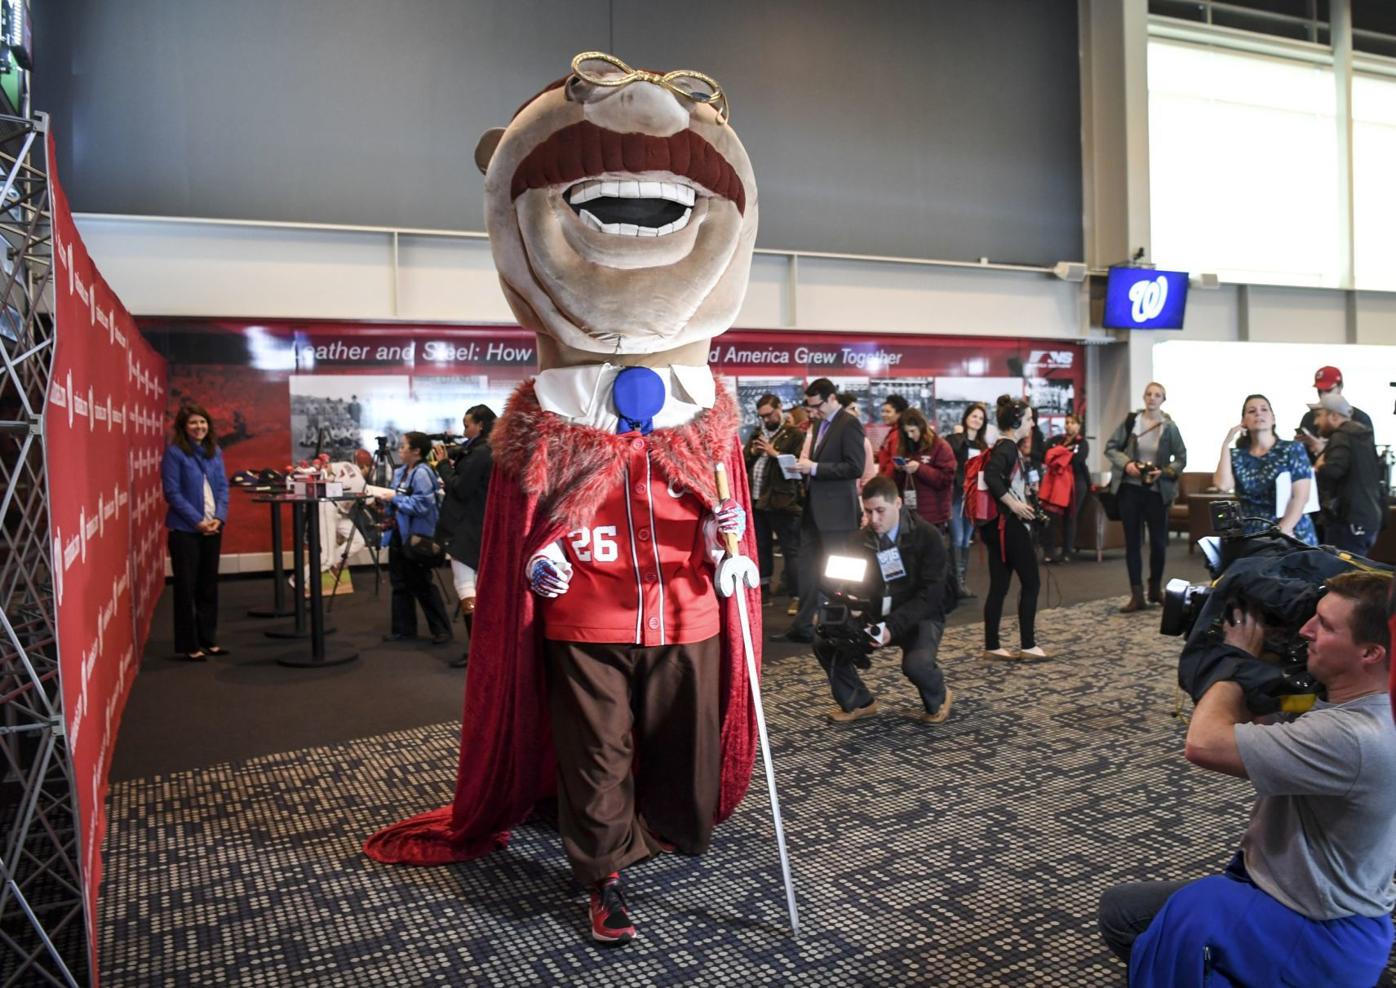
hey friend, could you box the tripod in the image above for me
[371,441,397,488]
[326,496,385,606]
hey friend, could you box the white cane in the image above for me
[714,462,801,937]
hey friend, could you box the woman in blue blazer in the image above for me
[161,403,229,660]
[379,431,453,644]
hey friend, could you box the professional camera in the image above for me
[813,553,884,670]
[374,435,390,451]
[1163,499,1386,714]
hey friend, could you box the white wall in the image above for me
[1153,340,1395,479]
[76,213,1100,341]
[76,211,1396,490]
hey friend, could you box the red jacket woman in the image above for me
[895,409,956,526]
[874,394,910,478]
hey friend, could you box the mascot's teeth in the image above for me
[578,207,694,237]
[568,180,696,207]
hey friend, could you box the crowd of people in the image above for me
[162,363,1392,975]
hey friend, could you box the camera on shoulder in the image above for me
[1162,499,1388,715]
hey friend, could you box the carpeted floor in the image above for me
[102,595,1396,987]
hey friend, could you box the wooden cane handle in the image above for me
[714,463,739,556]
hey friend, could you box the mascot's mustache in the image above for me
[509,121,746,216]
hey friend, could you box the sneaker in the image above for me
[786,599,799,616]
[827,700,879,723]
[589,874,636,945]
[981,647,1019,661]
[1017,645,1051,661]
[918,687,954,723]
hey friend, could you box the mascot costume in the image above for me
[365,51,766,945]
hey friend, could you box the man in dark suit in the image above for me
[772,378,866,642]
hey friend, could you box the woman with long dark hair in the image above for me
[1213,393,1316,545]
[946,403,989,598]
[874,394,911,477]
[380,431,453,644]
[896,408,957,529]
[980,396,1046,661]
[160,403,229,661]
[1045,413,1090,563]
[433,404,496,667]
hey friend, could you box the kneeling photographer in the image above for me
[813,475,955,725]
[1098,513,1396,986]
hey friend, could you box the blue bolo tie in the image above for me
[612,366,665,435]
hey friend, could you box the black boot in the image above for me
[1119,586,1146,613]
[956,553,976,599]
[1147,578,1163,605]
[450,608,473,668]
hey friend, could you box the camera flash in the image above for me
[824,554,868,582]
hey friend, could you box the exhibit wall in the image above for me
[141,320,1085,568]
[47,141,169,969]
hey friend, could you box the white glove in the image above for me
[714,498,747,540]
[527,553,573,598]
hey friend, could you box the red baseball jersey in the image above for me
[540,433,719,646]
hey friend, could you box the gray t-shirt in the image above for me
[1121,415,1164,489]
[1235,691,1396,920]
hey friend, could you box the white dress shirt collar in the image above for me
[533,363,716,430]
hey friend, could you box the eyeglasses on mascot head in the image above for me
[475,52,759,366]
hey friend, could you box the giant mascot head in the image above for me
[476,52,758,367]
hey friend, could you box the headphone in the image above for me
[999,397,1029,432]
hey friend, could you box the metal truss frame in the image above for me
[0,111,85,988]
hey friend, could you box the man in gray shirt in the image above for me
[1098,570,1396,986]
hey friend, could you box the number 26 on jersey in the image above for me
[568,525,618,563]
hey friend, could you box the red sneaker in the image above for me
[589,873,636,945]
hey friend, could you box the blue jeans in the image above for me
[948,491,973,552]
[1328,522,1379,557]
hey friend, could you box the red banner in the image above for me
[141,319,1084,558]
[46,134,168,978]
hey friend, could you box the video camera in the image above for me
[814,553,884,670]
[1162,499,1385,715]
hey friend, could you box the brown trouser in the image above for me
[544,635,721,884]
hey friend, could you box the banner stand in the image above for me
[0,115,169,988]
[0,110,85,988]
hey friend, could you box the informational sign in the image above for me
[140,319,1084,556]
[46,134,168,980]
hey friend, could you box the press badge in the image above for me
[877,547,906,582]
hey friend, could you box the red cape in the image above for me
[364,380,761,865]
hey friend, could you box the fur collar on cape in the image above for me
[492,378,740,533]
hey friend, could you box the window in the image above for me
[1353,72,1396,289]
[1148,39,1344,287]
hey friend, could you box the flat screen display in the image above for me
[1102,267,1189,330]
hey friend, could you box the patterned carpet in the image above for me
[99,601,1392,986]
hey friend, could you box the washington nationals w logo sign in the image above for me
[1128,275,1169,323]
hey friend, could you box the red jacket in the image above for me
[875,428,902,478]
[364,381,760,865]
[1039,445,1076,512]
[901,436,956,525]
